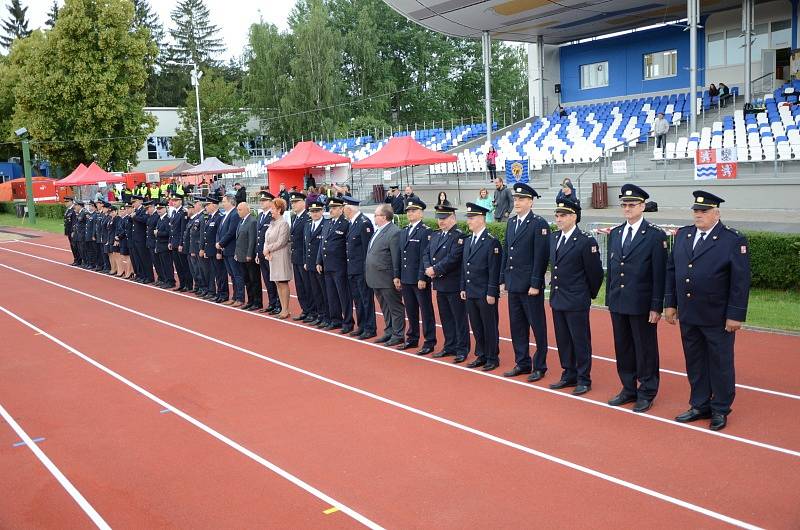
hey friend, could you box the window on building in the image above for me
[771,19,791,49]
[707,32,725,67]
[644,49,677,79]
[580,61,608,89]
[751,23,769,61]
[726,31,745,65]
[146,136,173,160]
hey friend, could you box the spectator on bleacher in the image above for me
[556,178,576,203]
[403,185,418,206]
[306,186,320,207]
[233,182,247,205]
[278,183,290,204]
[306,173,316,189]
[385,186,405,214]
[708,84,719,98]
[436,191,451,207]
[718,83,731,108]
[492,177,513,222]
[486,147,498,180]
[558,106,568,118]
[654,113,669,153]
[476,188,494,218]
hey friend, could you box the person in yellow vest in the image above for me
[159,182,169,196]
[149,183,160,199]
[176,183,185,196]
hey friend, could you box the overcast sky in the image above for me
[22,0,297,60]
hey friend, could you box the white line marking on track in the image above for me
[2,246,800,459]
[0,278,767,530]
[16,239,800,402]
[0,401,111,530]
[0,305,384,530]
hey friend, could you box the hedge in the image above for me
[393,214,800,290]
[0,201,67,220]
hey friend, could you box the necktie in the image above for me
[556,235,566,258]
[692,231,707,256]
[472,235,478,247]
[516,218,522,233]
[622,225,633,255]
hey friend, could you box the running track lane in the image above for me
[1,254,798,527]
[4,244,800,453]
[9,237,800,399]
[0,311,364,529]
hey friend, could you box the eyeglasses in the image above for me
[619,203,642,209]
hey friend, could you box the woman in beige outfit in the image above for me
[263,197,293,319]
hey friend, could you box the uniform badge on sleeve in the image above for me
[457,239,463,245]
[494,247,499,254]
[741,245,747,254]
[541,228,548,235]
[366,227,371,233]
[663,240,668,248]
[591,246,597,253]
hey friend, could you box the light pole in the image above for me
[167,61,204,162]
[15,127,36,225]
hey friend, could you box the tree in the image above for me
[171,74,248,163]
[169,0,225,67]
[132,0,164,46]
[12,0,157,170]
[1,0,31,49]
[244,21,291,143]
[45,0,59,29]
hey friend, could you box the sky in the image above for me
[23,0,297,60]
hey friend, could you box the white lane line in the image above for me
[0,402,111,530]
[0,305,382,530]
[17,240,800,402]
[3,249,800,460]
[0,281,768,530]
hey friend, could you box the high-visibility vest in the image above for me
[176,184,184,196]
[149,187,160,198]
[160,183,168,195]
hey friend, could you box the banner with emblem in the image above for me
[505,160,529,184]
[695,148,737,180]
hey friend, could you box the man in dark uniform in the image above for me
[343,196,376,339]
[422,205,470,361]
[548,198,604,395]
[316,197,352,331]
[384,185,405,215]
[393,198,436,355]
[304,198,330,325]
[186,199,206,295]
[169,194,191,292]
[201,196,226,302]
[289,192,313,320]
[255,192,281,314]
[606,184,667,413]
[215,194,239,304]
[72,200,87,267]
[131,196,153,283]
[83,200,98,269]
[155,201,175,288]
[461,202,503,371]
[145,200,162,284]
[665,190,750,431]
[64,197,80,265]
[500,183,551,381]
[97,200,111,273]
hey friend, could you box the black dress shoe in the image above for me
[608,393,637,407]
[396,342,417,350]
[339,327,353,335]
[416,346,434,356]
[242,303,253,311]
[359,332,377,341]
[265,305,276,313]
[482,362,499,372]
[453,356,467,363]
[549,379,577,390]
[632,399,653,413]
[349,329,364,337]
[503,366,532,378]
[385,337,404,347]
[328,323,342,330]
[709,413,727,431]
[270,308,282,315]
[250,305,262,312]
[527,370,545,382]
[432,350,455,358]
[293,313,307,321]
[467,358,486,368]
[303,315,316,323]
[675,408,712,423]
[374,335,391,343]
[572,385,591,395]
[320,324,334,330]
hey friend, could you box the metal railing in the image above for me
[750,72,774,101]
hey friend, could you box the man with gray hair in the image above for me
[365,204,404,346]
[235,201,261,310]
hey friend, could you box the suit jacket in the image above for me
[461,230,502,298]
[73,209,87,242]
[606,219,668,315]
[234,215,257,262]
[131,206,149,243]
[395,221,431,284]
[317,215,349,272]
[216,210,238,257]
[549,227,604,312]
[290,210,310,265]
[665,222,750,326]
[155,214,171,252]
[202,210,222,256]
[263,216,292,281]
[346,213,374,275]
[64,207,75,236]
[421,228,465,292]
[168,207,188,248]
[499,212,550,292]
[304,217,329,269]
[84,211,96,241]
[188,213,205,254]
[256,210,273,256]
[365,222,400,289]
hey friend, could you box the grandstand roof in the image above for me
[351,136,457,168]
[384,0,744,44]
[267,141,351,170]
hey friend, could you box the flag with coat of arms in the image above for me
[505,160,529,183]
[695,148,737,180]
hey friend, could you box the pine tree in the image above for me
[45,0,59,29]
[1,0,32,50]
[132,0,164,47]
[169,0,225,67]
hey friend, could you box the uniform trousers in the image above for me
[324,269,352,328]
[157,250,175,286]
[610,312,660,400]
[242,260,262,306]
[679,323,736,415]
[308,269,329,323]
[348,273,376,334]
[466,298,499,363]
[401,283,436,347]
[212,256,229,300]
[435,291,469,357]
[508,292,549,372]
[552,309,593,386]
[293,263,313,315]
[173,250,192,289]
[189,254,204,291]
[224,255,244,301]
[258,259,280,309]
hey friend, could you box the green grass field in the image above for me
[0,213,64,234]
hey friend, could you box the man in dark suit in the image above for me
[154,201,175,288]
[72,200,87,267]
[201,196,226,302]
[233,182,247,205]
[64,197,80,265]
[186,199,206,295]
[500,183,551,381]
[461,202,503,371]
[393,198,436,355]
[343,196,376,339]
[366,204,404,346]
[255,192,281,314]
[169,194,191,292]
[422,205,470,361]
[215,194,240,304]
[83,201,98,269]
[289,192,313,320]
[131,196,153,283]
[665,190,750,431]
[548,198,604,395]
[606,184,667,413]
[304,199,330,326]
[145,201,161,283]
[234,201,260,310]
[384,185,405,215]
[316,197,352,331]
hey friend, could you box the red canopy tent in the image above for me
[267,141,351,194]
[55,162,124,187]
[351,136,456,169]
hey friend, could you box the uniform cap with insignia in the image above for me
[512,182,540,199]
[170,194,183,201]
[258,191,275,202]
[289,191,307,202]
[405,198,427,210]
[143,199,154,206]
[204,195,220,204]
[389,185,399,190]
[308,199,326,211]
[109,205,118,212]
[64,196,74,202]
[691,190,724,210]
[131,195,144,202]
[619,183,649,203]
[341,195,360,206]
[75,200,85,206]
[465,201,490,216]
[327,197,345,207]
[434,204,457,219]
[555,197,582,222]
[156,200,167,209]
